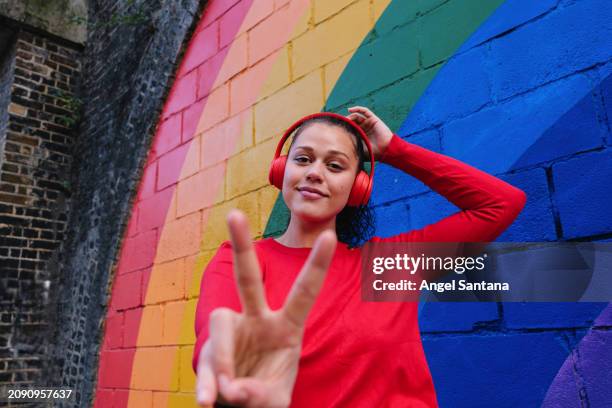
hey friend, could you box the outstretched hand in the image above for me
[346,106,393,161]
[196,210,337,408]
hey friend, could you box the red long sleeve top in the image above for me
[193,134,527,407]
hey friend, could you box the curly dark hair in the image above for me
[283,115,376,248]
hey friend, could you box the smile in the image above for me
[297,187,328,200]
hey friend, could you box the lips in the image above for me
[297,186,328,198]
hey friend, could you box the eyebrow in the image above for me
[293,145,353,160]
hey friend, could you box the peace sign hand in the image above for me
[346,106,394,161]
[196,210,337,408]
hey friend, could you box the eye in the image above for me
[327,162,344,171]
[294,155,310,164]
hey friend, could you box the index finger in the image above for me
[348,106,380,121]
[282,230,337,327]
[227,210,268,316]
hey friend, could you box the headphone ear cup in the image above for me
[348,170,371,207]
[268,155,288,190]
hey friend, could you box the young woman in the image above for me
[193,106,527,407]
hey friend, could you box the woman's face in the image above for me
[282,122,360,224]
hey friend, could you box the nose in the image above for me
[305,160,324,183]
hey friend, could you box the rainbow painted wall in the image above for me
[94,0,612,406]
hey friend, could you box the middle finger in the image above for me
[347,112,366,122]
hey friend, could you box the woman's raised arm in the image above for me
[372,133,527,243]
[346,105,525,244]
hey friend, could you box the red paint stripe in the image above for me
[93,1,254,405]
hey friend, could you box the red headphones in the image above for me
[268,112,375,207]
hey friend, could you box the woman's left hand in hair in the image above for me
[346,106,394,161]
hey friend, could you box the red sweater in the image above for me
[193,134,527,407]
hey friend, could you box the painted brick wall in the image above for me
[95,0,612,407]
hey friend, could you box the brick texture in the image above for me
[0,27,80,401]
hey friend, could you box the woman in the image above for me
[193,106,527,407]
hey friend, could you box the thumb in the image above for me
[231,377,291,408]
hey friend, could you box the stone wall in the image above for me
[49,0,205,406]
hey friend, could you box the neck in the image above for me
[276,216,336,248]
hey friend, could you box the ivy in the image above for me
[50,89,83,129]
